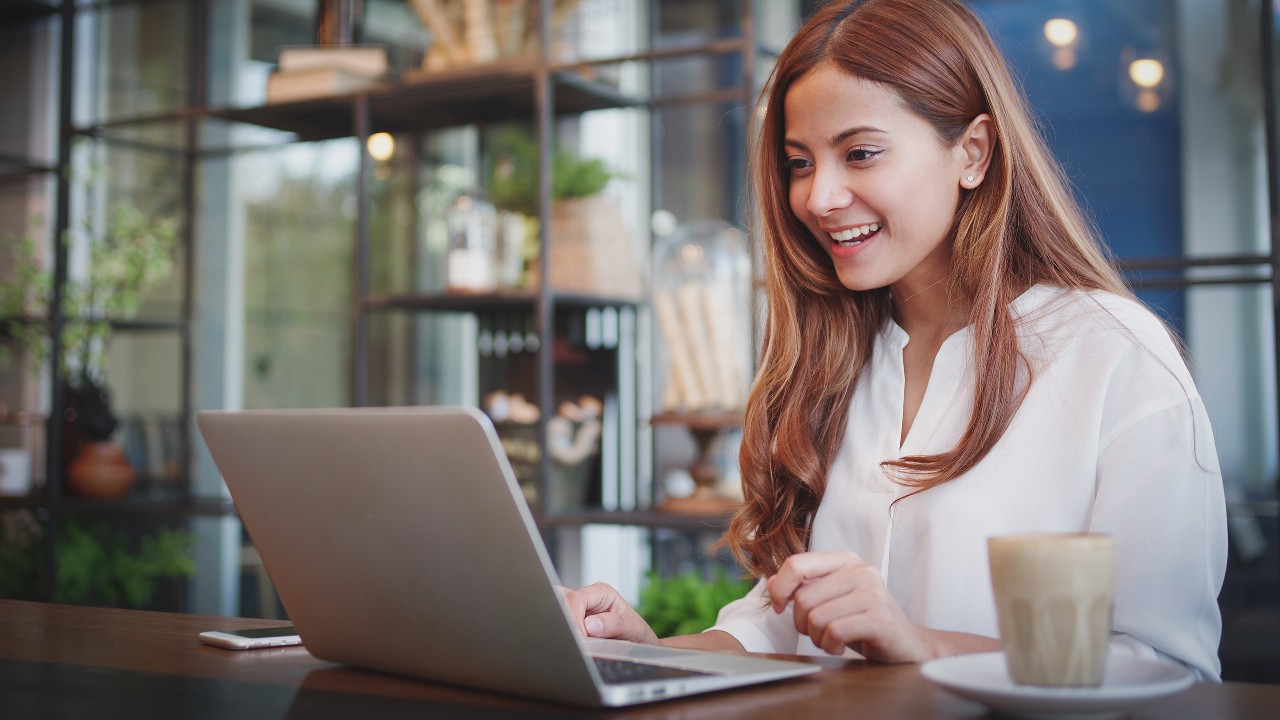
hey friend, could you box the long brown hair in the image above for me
[725,0,1130,578]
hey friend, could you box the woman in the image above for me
[566,0,1227,680]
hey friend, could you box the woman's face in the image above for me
[784,62,967,294]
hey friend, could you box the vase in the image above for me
[67,442,136,499]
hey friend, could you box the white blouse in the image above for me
[710,284,1227,680]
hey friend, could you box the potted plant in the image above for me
[488,125,616,218]
[0,510,194,608]
[487,125,644,299]
[636,567,752,637]
[0,204,177,497]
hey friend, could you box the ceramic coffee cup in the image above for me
[988,533,1114,687]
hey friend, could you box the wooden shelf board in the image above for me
[650,411,743,430]
[364,291,538,313]
[215,69,638,141]
[2,315,183,332]
[2,496,240,517]
[552,291,644,309]
[0,495,47,511]
[537,509,733,530]
[363,290,640,313]
[0,154,56,180]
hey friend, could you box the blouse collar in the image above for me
[879,282,1060,348]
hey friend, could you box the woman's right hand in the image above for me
[560,582,661,645]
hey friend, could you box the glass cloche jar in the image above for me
[651,219,753,414]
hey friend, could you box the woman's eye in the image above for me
[786,156,814,173]
[847,148,881,163]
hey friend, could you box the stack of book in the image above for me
[266,45,389,104]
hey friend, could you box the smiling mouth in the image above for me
[827,222,882,246]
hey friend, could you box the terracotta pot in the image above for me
[67,442,136,499]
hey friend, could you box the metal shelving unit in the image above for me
[0,0,206,603]
[0,0,768,543]
[221,2,768,531]
[173,1,669,529]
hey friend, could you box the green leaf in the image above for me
[635,568,753,638]
[0,200,177,383]
[40,517,195,608]
[486,124,622,216]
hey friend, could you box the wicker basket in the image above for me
[546,196,645,300]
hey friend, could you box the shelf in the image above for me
[0,316,46,342]
[550,291,645,309]
[0,166,55,184]
[362,290,642,313]
[214,67,639,142]
[56,497,238,516]
[96,317,186,333]
[0,495,47,511]
[537,509,733,530]
[0,1,58,25]
[0,494,237,517]
[0,153,56,182]
[651,411,743,430]
[0,406,46,426]
[2,315,185,333]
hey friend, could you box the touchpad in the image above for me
[584,639,702,661]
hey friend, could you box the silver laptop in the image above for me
[197,406,818,707]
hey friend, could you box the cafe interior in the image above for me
[0,0,1277,691]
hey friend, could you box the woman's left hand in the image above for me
[766,550,933,663]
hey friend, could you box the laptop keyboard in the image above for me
[592,657,715,685]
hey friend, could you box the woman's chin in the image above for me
[833,271,886,294]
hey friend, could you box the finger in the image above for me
[820,618,858,656]
[572,582,622,614]
[583,610,630,639]
[767,551,868,612]
[563,583,620,634]
[814,602,919,660]
[585,608,660,645]
[809,607,876,656]
[790,568,866,636]
[815,607,861,655]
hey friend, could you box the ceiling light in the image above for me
[1128,59,1164,88]
[367,132,395,162]
[1044,19,1078,48]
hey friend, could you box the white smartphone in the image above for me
[197,625,302,650]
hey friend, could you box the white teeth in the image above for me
[828,223,880,243]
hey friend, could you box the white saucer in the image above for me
[920,652,1194,720]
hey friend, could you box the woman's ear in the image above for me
[958,114,994,189]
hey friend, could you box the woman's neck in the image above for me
[891,278,970,344]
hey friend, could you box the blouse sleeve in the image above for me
[1090,395,1227,681]
[707,579,800,653]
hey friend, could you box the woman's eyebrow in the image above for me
[831,126,888,145]
[783,126,888,152]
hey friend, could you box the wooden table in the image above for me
[1,599,1276,719]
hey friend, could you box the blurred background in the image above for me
[0,0,1275,683]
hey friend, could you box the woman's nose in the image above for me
[807,167,855,217]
